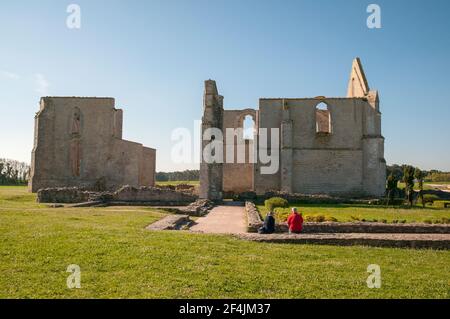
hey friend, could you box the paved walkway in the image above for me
[190,205,247,234]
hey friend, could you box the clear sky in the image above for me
[0,0,449,172]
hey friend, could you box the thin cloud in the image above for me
[34,73,50,96]
[1,70,20,80]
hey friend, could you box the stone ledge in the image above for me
[282,222,450,234]
[145,215,191,231]
[235,233,450,250]
[245,201,263,232]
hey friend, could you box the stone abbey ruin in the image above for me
[29,97,156,193]
[29,58,385,202]
[200,58,386,200]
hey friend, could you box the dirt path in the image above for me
[427,184,450,193]
[190,205,247,234]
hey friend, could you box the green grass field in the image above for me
[0,186,449,298]
[156,180,199,186]
[258,203,450,224]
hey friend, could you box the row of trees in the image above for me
[155,170,199,182]
[427,172,450,182]
[386,165,450,183]
[0,159,30,185]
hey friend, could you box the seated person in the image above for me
[258,211,276,234]
[287,208,303,234]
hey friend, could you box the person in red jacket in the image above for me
[287,208,303,234]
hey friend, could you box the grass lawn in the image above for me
[0,186,449,298]
[156,181,199,186]
[258,203,450,224]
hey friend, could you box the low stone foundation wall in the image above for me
[37,185,198,205]
[286,222,450,234]
[245,201,263,232]
[114,185,196,203]
[179,199,214,217]
[37,187,91,204]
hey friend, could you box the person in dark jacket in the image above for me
[258,211,276,234]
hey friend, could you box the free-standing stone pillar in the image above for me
[280,99,293,193]
[199,80,224,200]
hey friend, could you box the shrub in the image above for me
[304,215,326,223]
[265,197,288,211]
[325,216,338,222]
[434,200,450,209]
[314,215,326,222]
[419,194,440,205]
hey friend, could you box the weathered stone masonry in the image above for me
[29,97,156,192]
[200,58,386,199]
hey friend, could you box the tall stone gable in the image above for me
[29,97,156,192]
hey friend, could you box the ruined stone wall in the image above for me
[199,59,386,199]
[222,109,256,193]
[255,97,385,197]
[29,97,156,192]
[199,81,224,200]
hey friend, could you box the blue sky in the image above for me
[0,0,449,171]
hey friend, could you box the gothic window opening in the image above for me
[315,102,332,134]
[243,115,255,140]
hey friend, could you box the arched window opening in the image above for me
[316,102,331,134]
[243,115,255,140]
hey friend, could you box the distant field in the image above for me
[397,182,450,190]
[1,186,449,299]
[156,180,199,186]
[258,203,450,224]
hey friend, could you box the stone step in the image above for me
[146,215,191,231]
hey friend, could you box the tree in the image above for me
[403,165,415,207]
[385,173,398,206]
[0,159,30,185]
[414,168,425,208]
